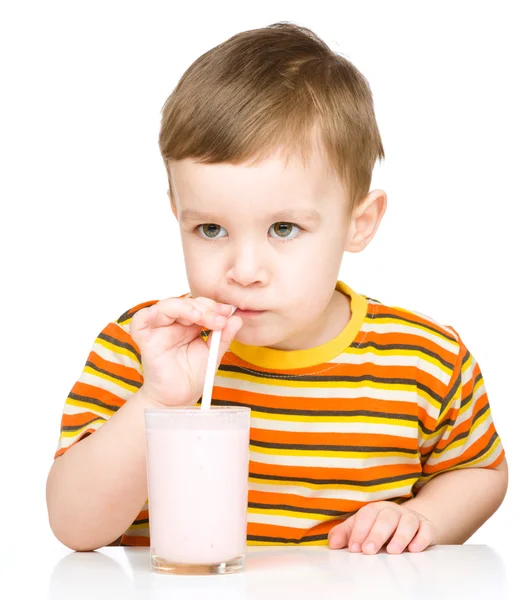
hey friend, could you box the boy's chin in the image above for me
[233,326,283,349]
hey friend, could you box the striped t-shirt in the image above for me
[54,281,504,546]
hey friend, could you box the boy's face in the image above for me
[168,146,385,350]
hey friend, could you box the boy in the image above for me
[46,22,507,555]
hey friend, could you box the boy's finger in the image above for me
[328,522,349,549]
[193,297,234,316]
[386,513,419,554]
[130,304,160,333]
[407,519,436,553]
[345,506,379,552]
[360,508,400,554]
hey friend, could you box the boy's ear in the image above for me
[345,189,387,253]
[168,189,179,220]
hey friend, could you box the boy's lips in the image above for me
[233,307,266,317]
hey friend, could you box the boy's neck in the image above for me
[268,288,351,351]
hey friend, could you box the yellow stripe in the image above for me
[248,507,337,522]
[248,539,328,546]
[373,316,459,348]
[248,476,418,493]
[436,410,492,455]
[84,365,139,393]
[250,445,415,460]
[127,522,150,531]
[251,411,417,427]
[416,387,441,413]
[460,437,502,468]
[96,337,140,365]
[60,418,107,438]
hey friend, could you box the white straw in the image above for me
[201,306,236,410]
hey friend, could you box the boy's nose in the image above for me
[227,245,267,287]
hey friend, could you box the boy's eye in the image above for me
[198,224,227,239]
[269,222,300,239]
[196,222,301,240]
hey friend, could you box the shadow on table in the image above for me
[244,545,509,600]
[48,549,248,600]
[47,549,135,600]
[123,547,248,599]
[47,545,508,600]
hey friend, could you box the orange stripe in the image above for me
[215,386,418,416]
[249,460,417,482]
[87,351,143,385]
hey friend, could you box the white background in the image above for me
[1,0,529,569]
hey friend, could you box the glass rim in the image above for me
[144,405,251,415]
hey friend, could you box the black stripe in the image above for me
[433,369,486,434]
[210,399,417,421]
[367,313,457,343]
[354,341,453,371]
[218,366,444,406]
[68,391,120,413]
[432,402,492,455]
[61,416,104,432]
[248,470,421,487]
[250,439,418,455]
[248,533,329,544]
[439,372,462,415]
[460,372,484,410]
[219,363,423,388]
[85,360,142,389]
[457,431,499,466]
[117,302,156,324]
[132,518,149,525]
[98,332,142,364]
[248,502,345,517]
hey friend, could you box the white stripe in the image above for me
[416,394,442,422]
[461,356,477,384]
[452,383,486,427]
[247,512,320,530]
[361,322,458,354]
[93,340,141,371]
[468,442,503,468]
[369,305,458,340]
[248,481,415,502]
[249,451,419,470]
[216,376,418,401]
[336,352,452,385]
[251,417,417,437]
[62,399,113,422]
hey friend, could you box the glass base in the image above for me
[151,553,245,575]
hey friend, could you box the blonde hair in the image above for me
[159,22,384,209]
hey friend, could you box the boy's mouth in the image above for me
[234,308,266,318]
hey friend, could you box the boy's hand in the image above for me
[130,297,243,407]
[328,501,436,554]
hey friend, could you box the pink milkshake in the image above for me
[145,406,250,575]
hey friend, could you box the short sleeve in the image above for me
[414,330,505,491]
[54,318,144,459]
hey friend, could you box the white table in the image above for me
[1,544,523,599]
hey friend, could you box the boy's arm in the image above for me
[46,389,154,551]
[402,458,508,544]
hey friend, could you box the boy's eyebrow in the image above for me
[180,208,322,224]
